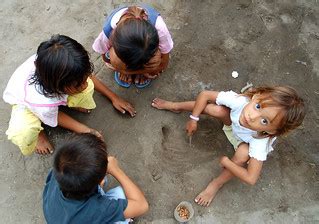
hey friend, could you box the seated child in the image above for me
[3,34,136,156]
[93,5,174,88]
[152,86,305,207]
[43,133,149,223]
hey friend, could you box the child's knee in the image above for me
[232,143,250,164]
[106,186,126,200]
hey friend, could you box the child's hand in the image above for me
[88,128,104,141]
[112,96,136,117]
[107,156,120,176]
[186,120,198,136]
[144,50,161,72]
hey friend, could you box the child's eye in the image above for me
[260,118,268,125]
[255,103,261,110]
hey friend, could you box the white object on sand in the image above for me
[241,82,253,93]
[232,71,239,78]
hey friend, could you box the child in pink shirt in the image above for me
[3,35,136,155]
[93,5,173,88]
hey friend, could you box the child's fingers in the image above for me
[187,130,193,137]
[89,129,104,141]
[116,102,136,117]
[125,105,136,117]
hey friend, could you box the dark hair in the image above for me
[53,133,108,200]
[110,6,159,70]
[243,86,305,137]
[29,34,94,97]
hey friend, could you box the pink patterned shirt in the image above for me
[92,8,173,55]
[3,55,67,127]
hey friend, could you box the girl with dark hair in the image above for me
[93,5,173,88]
[3,35,136,155]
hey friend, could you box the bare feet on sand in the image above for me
[134,74,150,85]
[151,98,181,113]
[194,180,222,207]
[119,73,133,84]
[35,130,53,155]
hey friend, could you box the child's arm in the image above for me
[186,91,220,136]
[159,53,170,71]
[220,156,263,185]
[90,76,136,117]
[143,53,170,78]
[107,156,149,219]
[57,111,102,138]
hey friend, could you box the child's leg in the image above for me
[36,130,54,154]
[195,143,249,207]
[105,186,126,200]
[104,185,130,224]
[118,73,133,84]
[67,78,96,113]
[152,98,231,125]
[6,105,53,155]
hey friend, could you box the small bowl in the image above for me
[174,201,194,223]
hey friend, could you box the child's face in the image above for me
[239,95,283,135]
[64,79,89,95]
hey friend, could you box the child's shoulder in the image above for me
[13,54,37,78]
[216,90,248,108]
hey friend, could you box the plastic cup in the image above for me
[174,201,194,223]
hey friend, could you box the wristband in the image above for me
[190,114,199,121]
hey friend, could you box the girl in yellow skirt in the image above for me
[3,35,136,155]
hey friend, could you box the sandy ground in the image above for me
[0,0,318,223]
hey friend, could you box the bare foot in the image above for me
[194,180,222,207]
[151,98,180,113]
[134,74,150,85]
[72,107,91,113]
[35,131,54,155]
[119,73,132,84]
[104,62,116,70]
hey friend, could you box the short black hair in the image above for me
[30,34,94,97]
[53,133,108,200]
[111,19,159,70]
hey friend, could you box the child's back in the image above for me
[43,133,148,224]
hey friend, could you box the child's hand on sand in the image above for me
[112,96,136,117]
[88,128,104,141]
[186,120,198,136]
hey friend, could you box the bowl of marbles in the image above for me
[174,201,194,223]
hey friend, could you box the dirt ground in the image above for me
[0,0,318,223]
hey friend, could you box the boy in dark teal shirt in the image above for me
[43,133,148,224]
